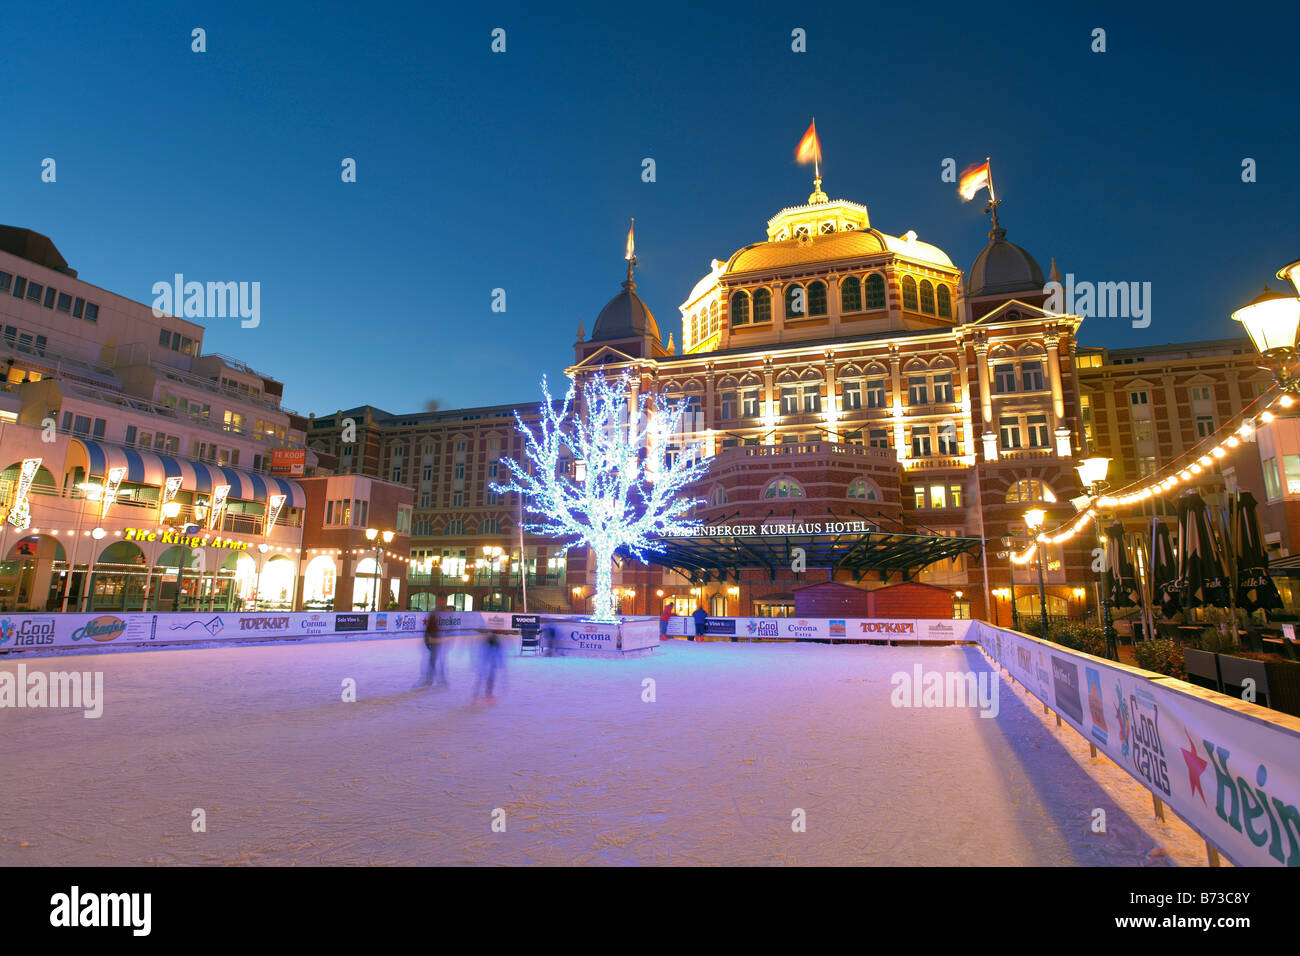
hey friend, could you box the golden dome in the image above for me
[725,229,889,275]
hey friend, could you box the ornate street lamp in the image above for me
[1024,508,1050,639]
[1232,276,1300,390]
[1076,456,1118,660]
[365,527,395,612]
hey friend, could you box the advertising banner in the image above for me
[974,621,1300,868]
[270,448,306,476]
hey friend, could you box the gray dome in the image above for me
[590,279,661,343]
[967,227,1045,297]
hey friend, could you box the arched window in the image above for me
[901,276,919,311]
[919,280,936,315]
[937,284,952,319]
[864,273,886,309]
[692,313,701,344]
[753,288,772,323]
[709,301,719,336]
[785,284,806,318]
[1004,479,1058,505]
[847,478,879,501]
[763,478,805,499]
[841,276,861,313]
[808,280,827,316]
[731,290,751,326]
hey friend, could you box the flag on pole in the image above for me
[958,159,992,201]
[625,218,635,261]
[795,120,822,167]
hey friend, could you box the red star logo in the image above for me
[1181,730,1208,805]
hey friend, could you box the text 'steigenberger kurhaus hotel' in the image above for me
[4,175,1298,621]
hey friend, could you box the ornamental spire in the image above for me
[624,217,637,289]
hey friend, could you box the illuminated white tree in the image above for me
[492,370,708,623]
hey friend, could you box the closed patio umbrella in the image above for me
[1232,491,1284,613]
[1176,491,1230,610]
[1149,519,1181,620]
[1103,522,1139,608]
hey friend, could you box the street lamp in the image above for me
[256,542,270,610]
[998,537,1022,631]
[1024,508,1050,639]
[1076,456,1118,660]
[365,527,394,612]
[1232,275,1300,390]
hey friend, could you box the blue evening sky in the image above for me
[3,0,1296,417]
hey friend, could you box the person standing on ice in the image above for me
[659,602,674,641]
[474,628,504,703]
[692,605,707,641]
[419,607,449,689]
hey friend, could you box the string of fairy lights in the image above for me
[1008,383,1290,565]
[18,528,414,563]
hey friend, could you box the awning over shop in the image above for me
[70,439,306,508]
[631,529,984,584]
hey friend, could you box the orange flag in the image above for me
[625,218,635,261]
[958,160,992,201]
[795,120,822,166]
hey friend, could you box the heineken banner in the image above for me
[973,621,1300,868]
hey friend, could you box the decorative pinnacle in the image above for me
[808,176,829,205]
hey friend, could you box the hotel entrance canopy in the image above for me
[635,525,984,584]
[68,438,305,507]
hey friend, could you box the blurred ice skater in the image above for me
[474,628,504,703]
[419,606,450,689]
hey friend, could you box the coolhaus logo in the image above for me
[746,620,778,637]
[1,664,104,718]
[152,272,260,328]
[1117,688,1171,797]
[890,664,999,718]
[50,886,150,936]
[0,617,55,647]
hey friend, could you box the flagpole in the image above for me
[985,157,996,203]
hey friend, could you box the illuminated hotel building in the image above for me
[0,226,352,613]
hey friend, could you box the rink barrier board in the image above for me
[664,615,973,643]
[972,620,1300,868]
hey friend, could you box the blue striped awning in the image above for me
[72,439,305,508]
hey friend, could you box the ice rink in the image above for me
[0,636,1211,866]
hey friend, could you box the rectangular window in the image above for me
[865,379,886,409]
[932,374,953,403]
[994,364,1017,393]
[1027,414,1049,447]
[359,501,368,526]
[72,297,84,318]
[911,428,932,457]
[1134,419,1153,442]
[1138,456,1158,477]
[325,501,334,524]
[125,425,137,446]
[420,492,430,508]
[92,418,106,439]
[26,282,43,302]
[841,381,861,411]
[868,428,889,449]
[486,489,501,505]
[0,272,9,292]
[742,390,760,417]
[453,490,463,507]
[73,415,91,436]
[454,463,465,480]
[1195,415,1214,438]
[999,417,1023,449]
[930,485,946,509]
[61,411,72,432]
[1190,386,1212,402]
[908,376,928,406]
[914,487,926,509]
[1021,361,1044,391]
[949,484,963,508]
[1130,391,1149,405]
[1285,455,1300,496]
[13,277,27,298]
[780,387,798,415]
[780,433,798,445]
[159,329,171,347]
[722,438,739,449]
[42,287,56,308]
[391,467,402,482]
[56,292,72,313]
[720,391,737,420]
[801,387,820,413]
[937,428,960,455]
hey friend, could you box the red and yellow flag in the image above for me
[795,120,822,166]
[958,160,992,201]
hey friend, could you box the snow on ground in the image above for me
[0,637,1211,866]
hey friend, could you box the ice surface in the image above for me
[0,637,1212,865]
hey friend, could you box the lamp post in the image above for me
[1232,272,1300,391]
[1024,508,1050,639]
[998,537,1021,631]
[482,545,504,609]
[63,481,103,612]
[365,527,394,612]
[1076,456,1119,660]
[256,542,270,610]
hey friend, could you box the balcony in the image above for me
[711,441,894,465]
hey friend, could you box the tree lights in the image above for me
[492,371,708,623]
